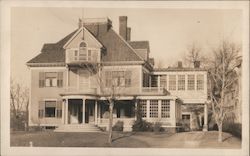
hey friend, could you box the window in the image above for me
[169,75,176,90]
[143,72,150,87]
[105,71,132,87]
[150,100,158,118]
[45,101,56,117]
[197,74,204,90]
[160,75,167,88]
[187,75,195,90]
[79,41,87,61]
[178,75,185,90]
[38,100,62,118]
[161,100,170,118]
[45,72,57,87]
[151,75,158,87]
[39,72,63,88]
[139,100,147,118]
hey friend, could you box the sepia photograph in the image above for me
[1,1,249,156]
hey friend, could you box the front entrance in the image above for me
[67,99,96,124]
[85,100,95,124]
[182,114,191,131]
[68,99,83,124]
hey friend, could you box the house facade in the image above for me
[26,16,208,132]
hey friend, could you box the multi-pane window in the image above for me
[151,75,158,87]
[150,100,158,118]
[197,74,204,90]
[105,71,132,87]
[79,41,87,61]
[161,100,170,118]
[169,75,176,90]
[139,100,147,118]
[39,72,63,88]
[178,75,185,90]
[39,100,62,118]
[160,75,167,88]
[143,72,150,87]
[187,75,195,90]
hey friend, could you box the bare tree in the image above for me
[86,64,134,144]
[10,79,29,131]
[184,42,207,67]
[208,40,241,142]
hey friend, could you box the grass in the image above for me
[10,130,241,148]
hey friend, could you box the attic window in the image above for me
[79,41,87,61]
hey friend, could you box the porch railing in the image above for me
[60,87,97,95]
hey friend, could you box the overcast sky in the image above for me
[11,8,242,87]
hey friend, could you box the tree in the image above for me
[208,40,241,142]
[184,42,208,68]
[10,79,29,131]
[85,63,134,144]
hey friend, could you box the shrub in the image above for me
[153,122,165,133]
[132,119,153,132]
[223,122,242,139]
[112,121,124,131]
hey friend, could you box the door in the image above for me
[79,70,89,89]
[85,101,95,124]
[182,114,191,131]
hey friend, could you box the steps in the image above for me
[54,124,102,132]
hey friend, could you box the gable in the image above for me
[63,27,103,49]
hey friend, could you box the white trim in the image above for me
[63,27,102,49]
[43,98,58,101]
[30,67,66,70]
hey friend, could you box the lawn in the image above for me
[10,130,241,148]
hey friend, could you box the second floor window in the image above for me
[169,75,176,90]
[39,72,63,88]
[160,75,167,88]
[197,74,204,90]
[178,75,185,90]
[187,75,195,90]
[105,71,132,87]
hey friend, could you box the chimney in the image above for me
[127,27,131,41]
[194,61,200,68]
[119,16,128,40]
[178,61,183,68]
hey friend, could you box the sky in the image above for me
[11,7,242,87]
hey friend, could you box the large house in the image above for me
[26,16,208,132]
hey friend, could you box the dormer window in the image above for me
[79,41,87,61]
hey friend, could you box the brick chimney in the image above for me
[194,61,200,68]
[178,61,183,68]
[119,16,128,40]
[127,27,131,41]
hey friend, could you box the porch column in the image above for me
[82,99,85,124]
[94,100,98,125]
[135,100,138,120]
[98,102,101,125]
[157,75,161,92]
[203,103,208,131]
[170,99,176,126]
[65,99,68,124]
[146,100,150,120]
[62,100,65,124]
[158,100,162,119]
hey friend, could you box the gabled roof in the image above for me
[128,41,150,52]
[27,30,77,63]
[27,23,144,65]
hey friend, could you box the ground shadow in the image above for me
[112,132,136,142]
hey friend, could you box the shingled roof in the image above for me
[27,22,144,65]
[128,41,150,52]
[27,30,78,63]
